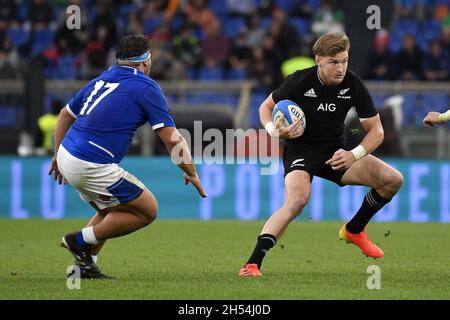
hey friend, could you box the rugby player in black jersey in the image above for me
[239,32,403,277]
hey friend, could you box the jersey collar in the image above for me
[317,69,326,86]
[113,64,144,75]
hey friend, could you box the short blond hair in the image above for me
[312,32,350,57]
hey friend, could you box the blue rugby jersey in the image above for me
[62,65,175,164]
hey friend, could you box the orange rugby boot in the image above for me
[339,225,384,258]
[239,263,263,277]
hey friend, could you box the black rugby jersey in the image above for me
[272,65,377,147]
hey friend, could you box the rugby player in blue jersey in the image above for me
[49,34,207,279]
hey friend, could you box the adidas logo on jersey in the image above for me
[304,88,317,97]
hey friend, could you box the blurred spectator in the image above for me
[150,47,186,80]
[227,0,258,18]
[261,32,284,74]
[435,2,449,21]
[125,11,145,35]
[365,29,395,80]
[281,43,315,77]
[148,0,181,23]
[424,41,448,81]
[35,100,63,155]
[80,27,108,79]
[243,13,266,48]
[227,31,252,72]
[92,0,117,50]
[269,9,300,62]
[258,0,276,16]
[149,22,172,48]
[394,0,426,22]
[441,25,450,62]
[201,19,230,68]
[0,0,18,23]
[172,25,202,70]
[311,0,344,38]
[185,0,217,32]
[0,37,19,79]
[289,0,315,18]
[28,0,54,30]
[394,33,424,80]
[248,47,282,92]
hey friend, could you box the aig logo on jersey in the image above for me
[317,103,336,112]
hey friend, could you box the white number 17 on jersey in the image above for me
[79,80,120,115]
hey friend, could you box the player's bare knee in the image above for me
[142,203,158,225]
[381,169,403,194]
[284,196,309,218]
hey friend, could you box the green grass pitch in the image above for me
[1,219,450,299]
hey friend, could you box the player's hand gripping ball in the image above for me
[272,100,306,137]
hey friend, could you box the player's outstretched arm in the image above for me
[48,107,76,184]
[423,110,450,128]
[260,93,302,139]
[157,126,207,198]
[326,114,384,171]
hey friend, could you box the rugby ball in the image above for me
[272,100,306,135]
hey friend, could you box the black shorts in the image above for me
[282,142,348,187]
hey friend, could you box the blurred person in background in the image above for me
[365,29,394,80]
[36,100,63,155]
[201,18,230,69]
[424,40,448,81]
[394,33,424,80]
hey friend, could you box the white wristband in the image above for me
[439,110,450,123]
[264,121,278,138]
[351,145,367,160]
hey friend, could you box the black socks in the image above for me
[247,233,277,268]
[346,188,390,234]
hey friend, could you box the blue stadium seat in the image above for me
[17,1,28,22]
[371,94,387,109]
[198,67,224,80]
[144,17,163,34]
[32,29,55,55]
[0,106,18,128]
[186,92,218,105]
[278,0,292,11]
[401,92,418,127]
[209,0,228,18]
[308,0,321,10]
[54,55,79,80]
[260,17,272,29]
[227,68,247,80]
[389,34,403,53]
[214,94,239,107]
[422,93,449,114]
[170,15,184,32]
[390,19,424,52]
[186,68,198,80]
[290,17,310,37]
[7,28,30,47]
[249,92,267,127]
[224,18,246,39]
[422,20,441,43]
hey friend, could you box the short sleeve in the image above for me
[272,72,300,103]
[353,76,378,119]
[139,82,176,130]
[66,87,86,118]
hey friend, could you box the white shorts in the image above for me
[57,145,146,209]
